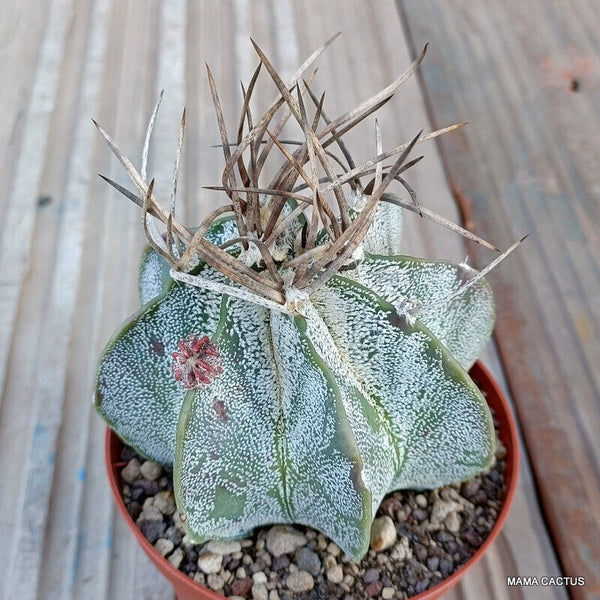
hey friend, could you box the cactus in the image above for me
[94,38,523,560]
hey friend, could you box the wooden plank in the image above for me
[399,2,600,598]
[0,0,569,598]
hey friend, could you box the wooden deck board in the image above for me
[0,1,573,599]
[399,1,600,598]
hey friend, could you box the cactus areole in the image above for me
[94,38,522,560]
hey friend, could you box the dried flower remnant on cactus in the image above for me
[172,335,223,389]
[94,34,525,559]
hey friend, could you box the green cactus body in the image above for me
[96,215,495,559]
[93,40,515,561]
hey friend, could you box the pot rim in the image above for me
[105,360,520,600]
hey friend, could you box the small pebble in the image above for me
[132,478,160,496]
[197,552,222,574]
[121,459,141,484]
[381,587,396,599]
[370,516,397,551]
[415,577,430,594]
[137,519,165,544]
[445,512,461,533]
[168,548,184,569]
[415,494,427,508]
[323,554,337,570]
[252,571,267,584]
[363,567,380,583]
[154,538,174,557]
[326,564,344,583]
[294,547,321,576]
[266,526,307,557]
[413,542,428,562]
[207,573,224,591]
[365,581,383,597]
[461,479,480,498]
[326,542,340,557]
[271,556,290,572]
[165,526,182,546]
[431,499,462,525]
[390,537,411,562]
[153,490,176,516]
[412,508,428,522]
[206,539,242,555]
[285,570,314,593]
[269,591,280,600]
[427,556,440,572]
[230,577,253,598]
[252,582,269,600]
[140,460,162,481]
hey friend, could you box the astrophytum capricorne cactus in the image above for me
[94,37,524,559]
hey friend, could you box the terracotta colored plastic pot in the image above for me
[105,360,519,600]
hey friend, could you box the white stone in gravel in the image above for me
[252,571,268,584]
[326,542,341,557]
[370,515,397,551]
[252,582,269,600]
[207,573,224,590]
[415,494,428,508]
[268,591,280,600]
[121,459,141,484]
[193,573,206,585]
[168,548,184,569]
[172,511,186,533]
[323,554,337,570]
[382,587,396,599]
[286,570,314,593]
[154,538,174,557]
[431,498,462,524]
[229,597,245,600]
[198,552,223,574]
[236,567,247,579]
[205,540,242,555]
[153,491,176,515]
[266,525,307,557]
[390,536,411,562]
[142,496,155,510]
[445,511,461,533]
[326,564,344,583]
[136,505,163,523]
[140,460,162,481]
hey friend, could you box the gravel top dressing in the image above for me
[119,422,505,600]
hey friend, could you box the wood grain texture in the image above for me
[0,0,569,598]
[399,1,600,599]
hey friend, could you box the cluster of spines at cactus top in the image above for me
[94,36,523,559]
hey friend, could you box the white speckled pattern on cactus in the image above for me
[138,246,172,305]
[95,265,225,465]
[175,296,377,558]
[349,255,495,369]
[362,203,404,255]
[313,276,495,490]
